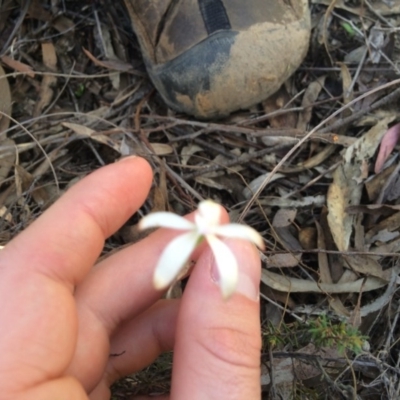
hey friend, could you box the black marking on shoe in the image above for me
[198,0,231,35]
[151,31,237,116]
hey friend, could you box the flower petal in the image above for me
[153,231,200,290]
[196,200,222,227]
[206,235,238,299]
[139,212,195,231]
[212,224,265,249]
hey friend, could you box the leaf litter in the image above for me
[2,0,400,398]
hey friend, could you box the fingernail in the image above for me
[235,270,260,302]
[117,155,137,163]
[210,240,260,302]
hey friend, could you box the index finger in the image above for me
[1,156,153,288]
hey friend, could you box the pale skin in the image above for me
[0,156,262,400]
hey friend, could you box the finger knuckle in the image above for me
[196,324,261,370]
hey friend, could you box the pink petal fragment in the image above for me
[375,122,400,173]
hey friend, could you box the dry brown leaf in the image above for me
[369,229,399,244]
[181,144,203,166]
[262,344,341,387]
[327,178,358,252]
[320,207,344,282]
[330,297,351,317]
[273,208,297,228]
[260,136,298,147]
[338,62,353,105]
[195,176,229,191]
[366,163,397,201]
[84,106,112,123]
[365,211,400,243]
[261,357,294,388]
[28,0,52,22]
[33,42,58,117]
[296,75,326,131]
[42,41,57,69]
[368,22,385,64]
[82,47,133,72]
[0,55,35,78]
[0,138,16,183]
[0,64,12,133]
[358,270,397,318]
[267,253,301,268]
[345,45,367,64]
[316,222,349,316]
[372,236,400,256]
[261,266,396,293]
[62,122,122,153]
[96,25,122,89]
[347,203,400,215]
[270,209,302,268]
[52,15,75,34]
[28,0,75,34]
[211,153,243,175]
[321,0,336,65]
[31,185,52,206]
[14,164,33,198]
[152,166,168,212]
[0,206,12,223]
[263,86,297,128]
[379,163,400,202]
[280,143,335,174]
[149,143,174,156]
[62,122,95,136]
[294,344,340,380]
[298,226,317,250]
[342,254,383,279]
[354,212,365,250]
[260,285,296,309]
[316,221,332,284]
[243,173,285,199]
[259,195,325,208]
[327,118,392,251]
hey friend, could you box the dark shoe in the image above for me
[124,0,310,118]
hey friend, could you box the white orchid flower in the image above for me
[139,200,264,299]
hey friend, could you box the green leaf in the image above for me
[341,22,356,37]
[75,83,85,98]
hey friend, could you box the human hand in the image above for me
[0,156,262,400]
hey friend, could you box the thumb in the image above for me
[171,238,261,400]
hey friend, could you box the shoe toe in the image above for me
[151,17,310,118]
[128,0,311,118]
